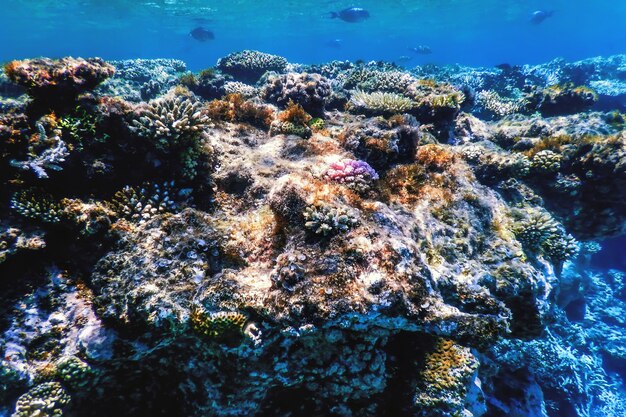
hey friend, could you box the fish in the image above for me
[396,55,412,63]
[409,45,432,55]
[324,39,343,48]
[530,10,554,25]
[189,27,215,42]
[330,7,370,23]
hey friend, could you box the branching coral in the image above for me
[349,90,416,116]
[513,208,579,263]
[10,122,69,179]
[108,181,190,224]
[303,204,359,236]
[476,89,524,118]
[130,94,212,179]
[10,189,64,223]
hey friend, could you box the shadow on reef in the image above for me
[1,51,626,417]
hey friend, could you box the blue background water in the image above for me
[0,0,625,70]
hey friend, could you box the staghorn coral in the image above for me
[10,189,64,223]
[10,122,69,179]
[216,50,288,83]
[349,90,416,116]
[12,382,70,417]
[323,158,379,193]
[262,72,332,116]
[476,89,524,118]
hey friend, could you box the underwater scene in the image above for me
[1,1,626,416]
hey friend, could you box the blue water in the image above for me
[1,0,626,70]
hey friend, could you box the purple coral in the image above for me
[324,159,379,192]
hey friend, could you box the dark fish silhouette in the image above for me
[330,7,370,23]
[409,45,432,55]
[189,27,215,42]
[495,63,512,71]
[530,10,554,25]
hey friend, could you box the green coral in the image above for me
[513,208,579,263]
[269,120,312,139]
[12,382,70,417]
[303,204,359,236]
[55,357,93,391]
[308,117,325,131]
[189,309,248,339]
[530,149,562,174]
[10,189,64,223]
[413,338,479,417]
[58,107,105,147]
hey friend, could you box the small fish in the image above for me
[495,63,512,71]
[330,7,370,23]
[325,39,343,48]
[409,45,432,55]
[397,55,412,63]
[530,10,554,25]
[189,27,215,42]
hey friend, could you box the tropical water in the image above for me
[2,1,626,417]
[2,0,626,69]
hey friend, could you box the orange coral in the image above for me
[415,144,457,171]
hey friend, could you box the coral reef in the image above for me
[262,72,331,116]
[0,52,625,417]
[216,50,288,83]
[4,57,114,107]
[349,90,416,116]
